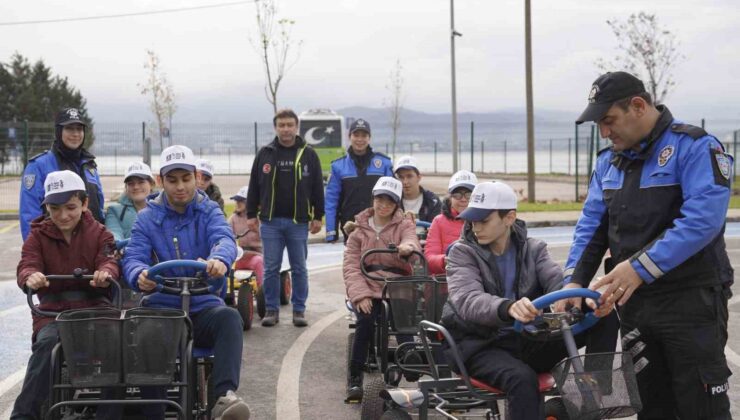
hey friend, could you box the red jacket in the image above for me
[425,201,465,275]
[343,208,420,303]
[17,211,120,335]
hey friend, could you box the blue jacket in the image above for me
[105,194,138,241]
[325,149,393,240]
[20,149,105,240]
[122,190,237,313]
[565,107,733,293]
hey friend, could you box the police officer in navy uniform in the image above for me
[561,71,733,419]
[19,108,105,240]
[325,118,393,243]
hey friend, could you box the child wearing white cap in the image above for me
[196,159,225,212]
[13,170,120,420]
[425,170,478,274]
[342,176,421,402]
[393,155,441,222]
[228,186,264,287]
[441,181,618,419]
[105,161,155,241]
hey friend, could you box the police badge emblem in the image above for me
[715,153,731,180]
[23,174,35,190]
[373,159,382,169]
[658,145,674,167]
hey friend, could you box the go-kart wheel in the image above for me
[380,408,412,420]
[237,283,254,331]
[280,271,291,305]
[360,376,387,420]
[256,287,267,319]
[544,397,571,420]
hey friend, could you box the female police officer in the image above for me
[19,108,105,240]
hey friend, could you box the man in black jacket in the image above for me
[246,109,324,327]
[394,155,441,222]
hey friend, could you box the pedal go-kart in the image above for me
[378,288,643,420]
[225,243,292,330]
[344,245,449,420]
[31,261,228,419]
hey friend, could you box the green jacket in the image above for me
[105,194,139,241]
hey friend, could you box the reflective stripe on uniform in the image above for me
[637,253,664,279]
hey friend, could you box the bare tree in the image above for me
[252,0,302,114]
[139,50,177,151]
[597,12,684,104]
[384,59,404,160]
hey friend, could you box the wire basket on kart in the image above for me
[385,275,448,335]
[122,307,187,385]
[551,352,642,419]
[56,307,123,387]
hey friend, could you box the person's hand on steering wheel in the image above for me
[397,243,414,257]
[138,269,157,292]
[205,259,227,278]
[508,297,541,323]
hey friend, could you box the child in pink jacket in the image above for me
[343,177,420,402]
[228,186,264,286]
[425,170,478,274]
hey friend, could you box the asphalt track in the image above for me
[0,221,737,419]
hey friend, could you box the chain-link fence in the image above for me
[0,119,737,210]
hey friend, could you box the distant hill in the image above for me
[336,106,577,125]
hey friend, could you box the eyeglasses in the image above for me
[450,191,472,200]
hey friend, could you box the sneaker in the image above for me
[345,374,364,403]
[292,311,308,327]
[211,390,250,420]
[262,310,279,327]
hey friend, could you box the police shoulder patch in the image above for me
[711,148,732,187]
[670,123,707,140]
[23,174,36,190]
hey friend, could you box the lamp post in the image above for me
[525,0,536,202]
[450,0,462,172]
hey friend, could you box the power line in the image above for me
[0,1,255,26]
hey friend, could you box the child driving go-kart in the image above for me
[229,186,263,285]
[12,170,120,420]
[122,145,250,420]
[440,181,619,420]
[343,176,421,402]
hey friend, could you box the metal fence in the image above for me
[0,119,737,210]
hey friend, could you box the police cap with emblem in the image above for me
[55,108,87,127]
[576,71,646,125]
[349,118,371,136]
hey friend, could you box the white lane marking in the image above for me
[0,222,18,235]
[0,366,26,398]
[0,305,24,320]
[307,263,342,275]
[275,309,345,420]
[726,346,740,368]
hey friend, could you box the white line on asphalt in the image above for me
[0,222,18,235]
[0,366,25,398]
[0,305,24,320]
[726,346,740,368]
[308,263,342,275]
[275,309,346,420]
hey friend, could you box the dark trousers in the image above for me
[620,286,731,420]
[350,299,414,375]
[465,311,619,420]
[11,323,119,420]
[141,305,244,418]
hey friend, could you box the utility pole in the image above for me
[450,0,462,172]
[525,0,536,202]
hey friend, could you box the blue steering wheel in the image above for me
[513,288,602,336]
[147,259,225,294]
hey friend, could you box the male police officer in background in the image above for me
[562,71,732,419]
[325,118,393,243]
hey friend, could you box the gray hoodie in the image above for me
[441,219,563,362]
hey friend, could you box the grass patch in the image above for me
[315,147,345,173]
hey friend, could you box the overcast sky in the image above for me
[1,0,738,123]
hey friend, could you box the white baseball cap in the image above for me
[230,186,249,201]
[160,145,196,176]
[393,155,419,174]
[458,181,518,222]
[124,161,153,182]
[372,176,403,204]
[196,159,215,177]
[448,170,478,193]
[42,170,87,205]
